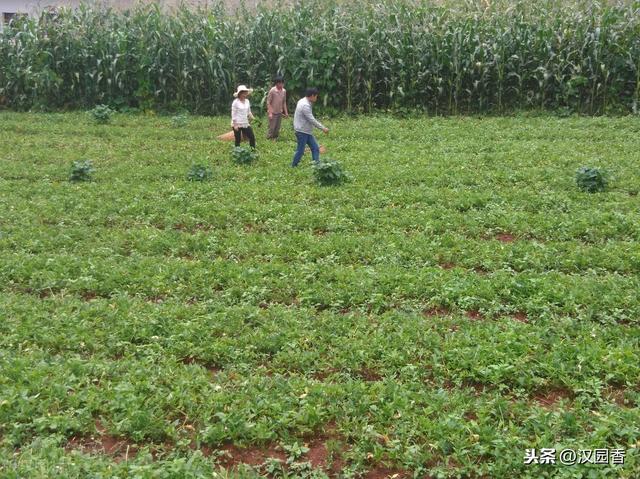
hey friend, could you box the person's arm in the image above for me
[302,103,326,131]
[283,90,289,117]
[231,100,239,129]
[249,104,255,122]
[266,89,274,118]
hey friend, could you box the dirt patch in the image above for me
[439,262,456,270]
[313,368,340,381]
[533,387,573,408]
[365,467,409,479]
[66,420,138,462]
[147,295,166,304]
[358,368,383,382]
[300,422,348,475]
[464,411,478,421]
[465,309,484,321]
[423,306,450,317]
[181,357,222,375]
[603,386,634,407]
[473,266,490,275]
[512,312,529,323]
[313,228,328,236]
[496,233,516,243]
[217,443,286,468]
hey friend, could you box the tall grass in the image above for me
[0,0,638,114]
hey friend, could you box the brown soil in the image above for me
[533,387,573,408]
[358,368,383,382]
[496,233,516,243]
[365,467,410,479]
[423,306,450,317]
[66,420,138,463]
[217,443,286,467]
[181,357,222,375]
[439,262,456,270]
[603,386,633,407]
[465,309,484,321]
[512,312,529,323]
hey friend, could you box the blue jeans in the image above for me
[292,131,320,167]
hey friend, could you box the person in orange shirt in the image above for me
[266,75,288,141]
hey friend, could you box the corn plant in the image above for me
[0,1,639,115]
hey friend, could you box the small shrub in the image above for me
[69,160,95,182]
[186,164,213,181]
[171,114,189,127]
[576,166,608,193]
[89,104,114,124]
[313,159,351,186]
[232,146,258,165]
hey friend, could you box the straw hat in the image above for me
[233,85,254,97]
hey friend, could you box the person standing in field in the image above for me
[266,75,288,140]
[292,87,328,167]
[231,85,256,149]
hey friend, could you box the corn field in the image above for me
[0,0,639,115]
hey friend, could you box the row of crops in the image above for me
[0,0,639,114]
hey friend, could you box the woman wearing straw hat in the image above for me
[231,85,256,149]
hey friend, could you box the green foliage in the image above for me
[1,112,640,478]
[89,104,114,124]
[186,164,213,181]
[171,113,189,127]
[1,1,639,114]
[68,160,95,182]
[232,146,258,165]
[576,166,608,193]
[313,159,350,186]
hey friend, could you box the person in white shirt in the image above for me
[231,85,256,149]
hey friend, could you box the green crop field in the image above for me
[1,111,639,478]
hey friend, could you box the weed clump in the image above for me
[576,166,608,193]
[186,164,213,181]
[69,160,95,182]
[232,146,258,165]
[89,105,114,124]
[313,160,351,186]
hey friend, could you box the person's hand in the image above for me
[284,112,289,118]
[268,112,273,120]
[322,127,329,134]
[233,125,239,131]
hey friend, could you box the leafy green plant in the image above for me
[186,164,213,181]
[232,146,258,165]
[576,167,608,193]
[313,159,351,186]
[68,160,95,182]
[89,105,114,124]
[171,114,189,127]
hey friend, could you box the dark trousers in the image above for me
[233,126,256,148]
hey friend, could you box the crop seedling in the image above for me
[186,164,213,181]
[232,146,258,165]
[576,167,608,193]
[68,160,95,182]
[89,105,114,124]
[313,159,351,186]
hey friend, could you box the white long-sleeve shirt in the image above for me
[231,99,251,128]
[293,97,325,134]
